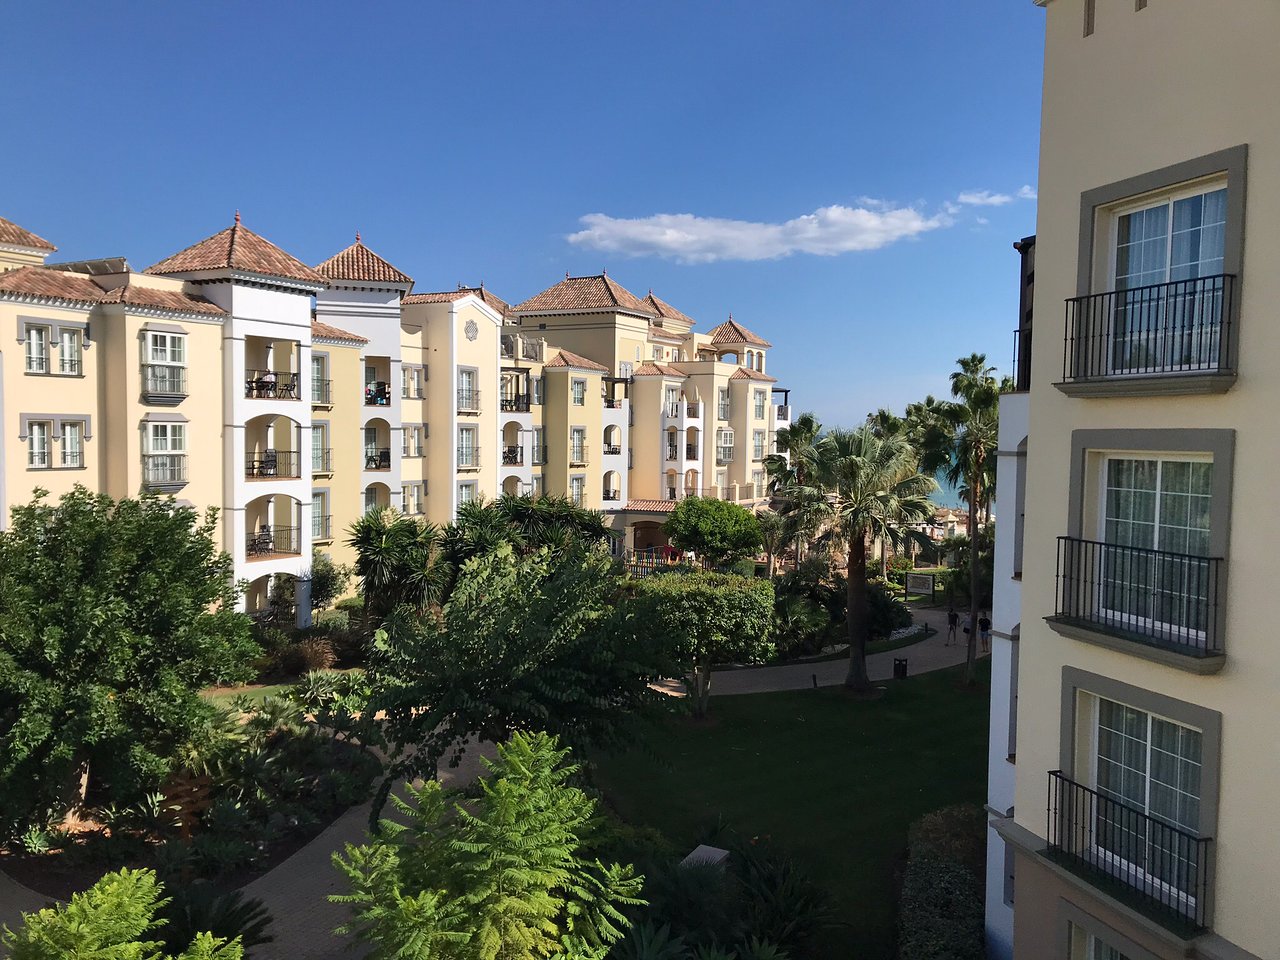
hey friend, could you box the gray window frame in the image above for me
[1058,900,1161,960]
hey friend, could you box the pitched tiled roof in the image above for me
[315,238,413,285]
[730,367,777,383]
[146,216,326,285]
[643,291,695,327]
[513,274,653,316]
[96,283,226,315]
[0,267,226,317]
[708,316,771,347]
[623,499,678,513]
[404,286,510,318]
[0,215,57,252]
[312,320,368,344]
[632,362,685,377]
[544,349,608,372]
[0,266,103,304]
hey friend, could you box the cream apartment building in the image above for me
[990,3,1279,959]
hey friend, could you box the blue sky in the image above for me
[1,1,1044,426]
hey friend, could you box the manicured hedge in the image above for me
[897,857,984,960]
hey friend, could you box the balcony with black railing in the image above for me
[245,370,300,400]
[143,364,187,402]
[458,389,481,413]
[312,378,332,405]
[312,515,333,542]
[246,525,302,559]
[531,445,547,465]
[245,450,301,479]
[1046,771,1212,936]
[603,489,621,502]
[602,444,622,456]
[503,445,524,466]
[604,397,624,409]
[457,449,481,471]
[313,448,333,474]
[363,447,392,471]
[1050,536,1225,667]
[1059,275,1236,396]
[569,445,589,467]
[501,394,531,412]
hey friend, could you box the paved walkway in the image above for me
[0,605,987,957]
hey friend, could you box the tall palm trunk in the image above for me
[844,536,871,691]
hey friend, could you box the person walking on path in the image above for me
[978,611,992,653]
[946,607,959,646]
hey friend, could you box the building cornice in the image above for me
[0,291,95,313]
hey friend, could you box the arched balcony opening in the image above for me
[602,425,622,456]
[665,427,679,463]
[363,482,391,514]
[683,468,700,498]
[502,421,524,466]
[245,493,302,560]
[684,426,700,460]
[502,475,527,497]
[664,469,679,501]
[245,413,303,480]
[603,470,621,503]
[244,335,301,400]
[363,418,392,471]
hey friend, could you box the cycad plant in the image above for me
[778,426,935,691]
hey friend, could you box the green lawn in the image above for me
[593,659,991,959]
[202,682,297,705]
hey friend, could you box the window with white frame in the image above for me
[752,430,766,460]
[652,346,662,361]
[311,355,328,402]
[619,361,633,378]
[717,388,730,420]
[148,332,187,393]
[458,482,477,506]
[364,487,379,512]
[59,329,82,375]
[634,345,641,361]
[570,427,586,463]
[145,422,186,483]
[1092,695,1203,896]
[312,492,330,539]
[533,475,544,497]
[531,376,544,405]
[570,475,585,506]
[665,386,679,416]
[363,425,379,457]
[532,426,546,464]
[61,421,84,467]
[25,325,49,373]
[457,426,477,467]
[1069,927,1135,960]
[754,389,767,419]
[715,469,727,491]
[147,422,186,454]
[27,420,50,468]
[458,368,477,409]
[312,425,327,472]
[752,469,764,498]
[1107,183,1228,374]
[571,379,586,406]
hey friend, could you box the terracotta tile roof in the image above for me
[145,215,326,285]
[544,349,609,372]
[513,274,653,316]
[729,367,777,383]
[403,286,510,318]
[643,291,695,327]
[312,320,368,344]
[708,315,771,347]
[0,215,57,252]
[632,362,685,377]
[315,237,413,285]
[622,499,678,513]
[96,283,226,315]
[0,266,102,304]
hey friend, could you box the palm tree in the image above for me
[347,508,450,620]
[756,508,787,577]
[765,412,823,562]
[779,426,935,691]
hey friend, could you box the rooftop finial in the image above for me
[565,270,570,280]
[602,267,607,276]
[234,209,241,225]
[355,229,361,243]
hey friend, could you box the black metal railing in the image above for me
[457,449,481,469]
[501,394,531,412]
[570,445,589,466]
[313,448,333,473]
[457,390,481,411]
[531,445,547,465]
[364,382,392,406]
[363,447,392,470]
[604,397,624,409]
[312,515,333,541]
[1054,537,1224,657]
[503,445,524,465]
[245,370,300,399]
[1046,771,1212,933]
[602,444,622,456]
[245,450,301,479]
[143,364,187,396]
[1062,274,1235,383]
[312,378,332,404]
[246,525,301,558]
[61,450,83,468]
[666,447,679,462]
[685,443,699,459]
[1013,327,1032,392]
[143,453,187,485]
[603,489,621,502]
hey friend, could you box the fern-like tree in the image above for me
[364,544,669,821]
[0,867,243,958]
[333,731,644,960]
[778,427,935,692]
[347,509,451,620]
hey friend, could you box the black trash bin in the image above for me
[893,657,908,680]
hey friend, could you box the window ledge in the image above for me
[1044,616,1225,674]
[143,391,187,407]
[144,481,188,494]
[1053,372,1236,398]
[28,465,87,472]
[25,371,85,379]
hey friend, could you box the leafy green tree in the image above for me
[307,548,351,611]
[0,867,244,959]
[333,731,643,960]
[445,495,614,566]
[776,428,934,691]
[633,573,775,717]
[0,487,258,836]
[365,545,669,820]
[755,509,788,578]
[663,497,763,567]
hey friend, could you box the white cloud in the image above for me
[1018,184,1038,200]
[975,216,990,226]
[567,203,950,264]
[957,189,1014,207]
